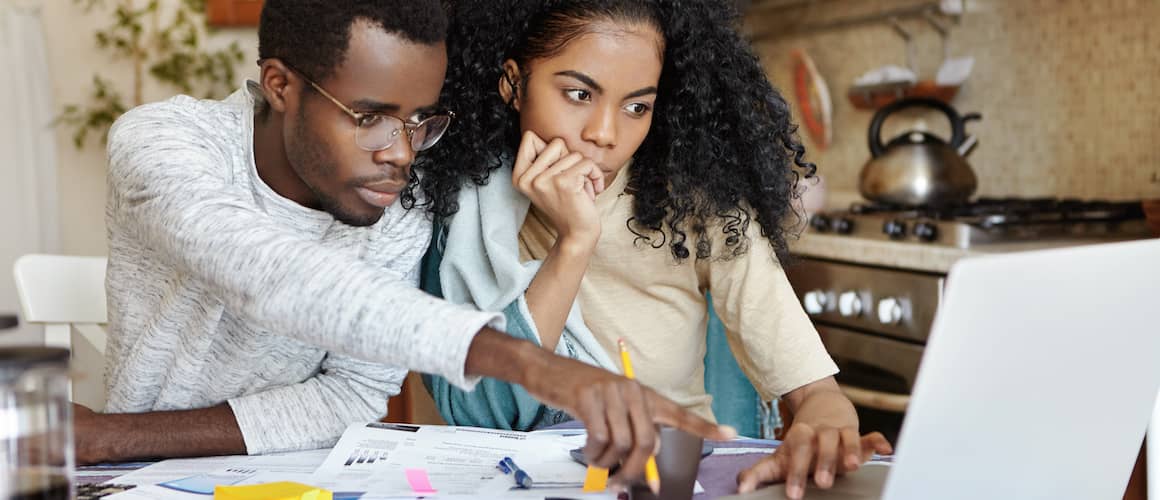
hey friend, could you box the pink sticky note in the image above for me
[404,468,437,494]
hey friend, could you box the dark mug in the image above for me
[630,427,704,500]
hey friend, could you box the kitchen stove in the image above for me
[787,197,1151,443]
[807,198,1150,248]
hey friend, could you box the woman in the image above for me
[414,0,891,496]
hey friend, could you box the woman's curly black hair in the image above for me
[411,0,816,263]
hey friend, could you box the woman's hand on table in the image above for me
[737,377,893,498]
[737,426,892,498]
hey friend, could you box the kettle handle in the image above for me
[867,97,967,157]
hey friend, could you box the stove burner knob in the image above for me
[882,219,907,239]
[810,215,832,232]
[832,217,855,234]
[837,291,863,317]
[803,290,830,315]
[913,221,939,242]
[877,297,905,325]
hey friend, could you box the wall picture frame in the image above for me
[206,0,263,27]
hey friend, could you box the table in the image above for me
[76,429,780,498]
[535,420,780,498]
[695,439,779,498]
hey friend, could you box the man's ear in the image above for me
[497,59,522,111]
[258,59,298,114]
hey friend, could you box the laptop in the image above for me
[722,238,1160,500]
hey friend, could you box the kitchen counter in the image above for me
[791,190,972,272]
[790,233,971,273]
[789,233,1147,273]
[791,190,1156,272]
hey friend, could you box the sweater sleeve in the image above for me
[106,101,503,391]
[228,353,402,454]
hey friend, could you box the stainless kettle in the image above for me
[858,97,981,207]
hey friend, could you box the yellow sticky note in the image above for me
[213,481,332,500]
[583,465,609,492]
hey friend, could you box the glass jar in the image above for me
[0,347,73,500]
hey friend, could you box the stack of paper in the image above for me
[103,423,615,499]
[309,423,604,498]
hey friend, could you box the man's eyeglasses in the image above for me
[285,64,454,152]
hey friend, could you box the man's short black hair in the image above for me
[258,0,448,82]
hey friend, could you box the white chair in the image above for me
[12,254,108,409]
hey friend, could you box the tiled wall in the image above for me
[744,0,1160,201]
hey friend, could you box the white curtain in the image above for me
[0,0,59,345]
[0,0,58,250]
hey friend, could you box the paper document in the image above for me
[105,423,622,499]
[104,449,330,500]
[309,422,609,498]
[108,449,330,487]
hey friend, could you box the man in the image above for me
[79,0,731,487]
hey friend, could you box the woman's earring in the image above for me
[504,73,520,106]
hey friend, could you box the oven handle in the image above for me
[839,384,910,413]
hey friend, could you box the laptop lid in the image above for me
[718,239,1160,500]
[883,239,1160,500]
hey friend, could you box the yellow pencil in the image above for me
[618,338,661,494]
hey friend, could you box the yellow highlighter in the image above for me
[214,481,331,500]
[618,338,662,494]
[582,464,610,492]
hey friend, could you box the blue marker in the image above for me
[501,456,534,489]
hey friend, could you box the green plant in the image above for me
[56,0,246,148]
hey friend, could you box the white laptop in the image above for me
[723,238,1160,500]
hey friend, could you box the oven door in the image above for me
[818,325,924,442]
